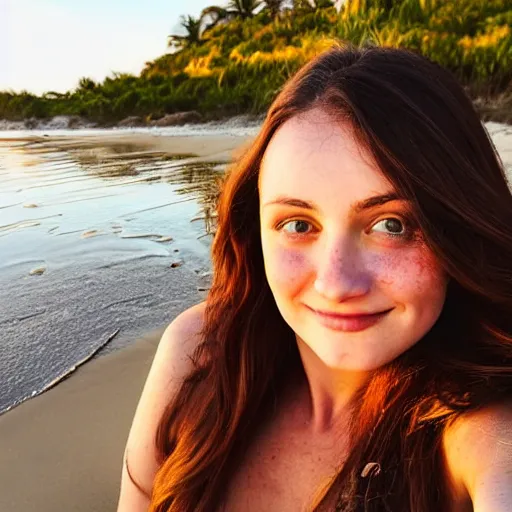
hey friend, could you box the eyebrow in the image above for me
[263,193,404,213]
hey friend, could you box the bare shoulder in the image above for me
[443,401,512,509]
[158,301,207,372]
[141,301,207,412]
[117,302,206,509]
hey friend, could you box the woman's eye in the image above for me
[280,220,313,235]
[371,218,406,236]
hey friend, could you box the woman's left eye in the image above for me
[371,218,407,237]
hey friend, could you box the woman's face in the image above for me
[259,108,448,371]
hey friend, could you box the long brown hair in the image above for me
[149,44,512,511]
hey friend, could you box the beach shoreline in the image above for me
[0,130,252,416]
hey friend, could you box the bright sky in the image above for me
[0,0,216,95]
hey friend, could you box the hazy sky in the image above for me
[1,0,215,95]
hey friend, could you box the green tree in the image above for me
[77,77,97,92]
[227,0,263,18]
[168,15,205,51]
[201,0,263,26]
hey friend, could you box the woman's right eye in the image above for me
[279,220,313,235]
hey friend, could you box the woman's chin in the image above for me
[297,337,391,373]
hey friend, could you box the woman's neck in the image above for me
[294,336,371,434]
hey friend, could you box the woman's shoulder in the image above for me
[160,301,207,356]
[118,302,206,504]
[137,299,207,418]
[442,401,512,510]
[149,301,207,395]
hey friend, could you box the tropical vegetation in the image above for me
[1,0,511,124]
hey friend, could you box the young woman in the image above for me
[117,45,512,511]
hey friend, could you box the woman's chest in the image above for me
[219,429,474,512]
[220,425,348,512]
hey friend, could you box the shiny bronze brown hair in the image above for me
[147,44,512,511]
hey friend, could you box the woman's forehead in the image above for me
[259,109,394,210]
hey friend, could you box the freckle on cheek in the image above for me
[272,249,306,283]
[369,249,443,291]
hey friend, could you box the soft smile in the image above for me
[306,306,394,332]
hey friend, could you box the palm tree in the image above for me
[167,15,204,51]
[201,0,263,27]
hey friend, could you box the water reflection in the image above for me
[165,161,225,236]
[0,138,224,236]
[67,142,195,179]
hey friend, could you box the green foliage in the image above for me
[77,77,98,92]
[263,0,286,17]
[168,15,205,51]
[1,0,510,123]
[227,0,263,18]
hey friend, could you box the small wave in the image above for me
[0,328,120,417]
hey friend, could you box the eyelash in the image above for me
[275,215,418,241]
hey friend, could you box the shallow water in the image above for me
[0,132,237,414]
[0,138,223,272]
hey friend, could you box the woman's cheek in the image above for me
[265,244,310,292]
[365,246,446,297]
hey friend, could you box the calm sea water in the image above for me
[0,121,510,415]
[0,124,260,414]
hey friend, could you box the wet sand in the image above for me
[16,132,255,162]
[0,123,511,512]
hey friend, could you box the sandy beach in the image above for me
[0,123,511,512]
[18,132,255,163]
[0,328,163,512]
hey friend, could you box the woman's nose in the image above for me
[313,239,372,302]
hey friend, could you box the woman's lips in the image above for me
[307,307,393,332]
